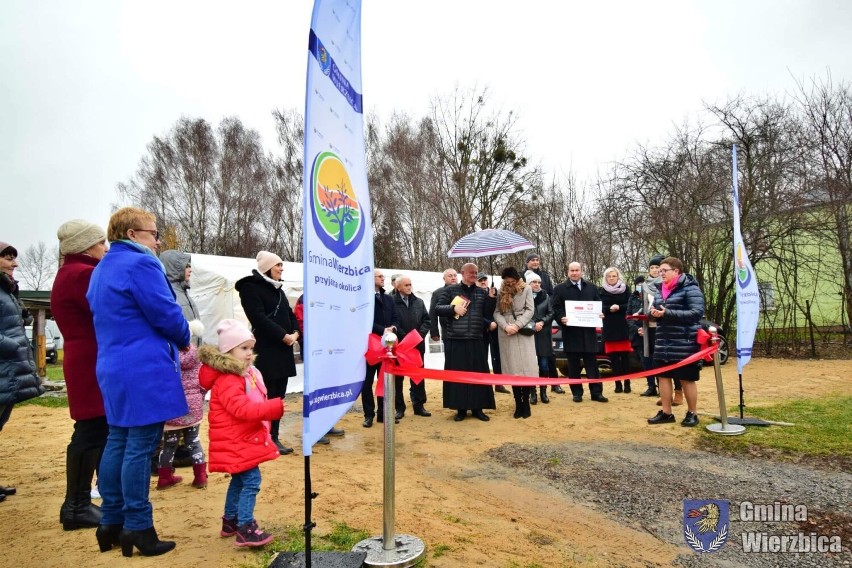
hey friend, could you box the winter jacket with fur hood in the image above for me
[198,345,283,474]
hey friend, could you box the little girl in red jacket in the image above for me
[198,319,285,548]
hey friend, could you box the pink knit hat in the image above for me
[216,319,254,353]
[256,251,283,275]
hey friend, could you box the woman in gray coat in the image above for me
[493,267,538,419]
[0,241,45,502]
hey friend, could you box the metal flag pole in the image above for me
[705,327,746,436]
[353,333,426,567]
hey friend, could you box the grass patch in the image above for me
[236,522,371,568]
[19,395,68,408]
[697,395,852,468]
[432,543,451,558]
[45,365,64,381]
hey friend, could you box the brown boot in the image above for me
[672,390,684,406]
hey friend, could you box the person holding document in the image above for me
[551,262,607,403]
[435,263,497,422]
[647,257,704,427]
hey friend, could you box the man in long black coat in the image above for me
[361,269,399,428]
[390,276,432,418]
[551,262,608,403]
[435,263,497,422]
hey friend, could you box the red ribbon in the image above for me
[364,330,424,396]
[387,343,719,387]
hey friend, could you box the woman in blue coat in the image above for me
[86,208,190,557]
[647,257,704,428]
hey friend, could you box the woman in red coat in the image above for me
[50,219,108,530]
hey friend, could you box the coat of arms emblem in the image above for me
[683,499,729,553]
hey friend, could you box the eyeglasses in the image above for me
[133,229,160,240]
[659,268,675,273]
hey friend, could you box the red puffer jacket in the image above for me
[198,345,283,474]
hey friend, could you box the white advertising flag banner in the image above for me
[732,144,760,373]
[302,0,373,455]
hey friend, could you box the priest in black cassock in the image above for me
[434,263,497,422]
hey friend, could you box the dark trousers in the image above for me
[565,352,602,398]
[267,376,289,441]
[68,415,109,457]
[362,363,381,419]
[387,374,427,414]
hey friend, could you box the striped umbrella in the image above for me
[447,228,534,258]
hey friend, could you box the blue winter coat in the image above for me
[86,241,190,427]
[653,273,705,363]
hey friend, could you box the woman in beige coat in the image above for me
[493,267,539,418]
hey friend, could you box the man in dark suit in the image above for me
[429,268,458,343]
[361,269,399,428]
[551,262,608,403]
[390,276,432,418]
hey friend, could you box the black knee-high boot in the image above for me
[522,387,532,418]
[512,387,523,419]
[60,447,102,530]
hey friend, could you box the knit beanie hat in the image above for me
[256,251,283,275]
[0,241,17,258]
[217,319,254,353]
[57,220,106,255]
[648,254,665,268]
[525,252,540,263]
[525,270,542,283]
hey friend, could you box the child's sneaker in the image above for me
[234,520,273,547]
[220,516,238,537]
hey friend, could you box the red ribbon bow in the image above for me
[365,330,424,396]
[696,328,715,363]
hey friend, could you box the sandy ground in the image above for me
[0,357,849,568]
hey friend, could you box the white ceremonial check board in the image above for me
[564,300,602,328]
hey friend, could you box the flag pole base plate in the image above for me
[705,422,746,436]
[353,534,426,568]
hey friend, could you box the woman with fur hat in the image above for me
[198,319,284,547]
[0,241,45,503]
[235,251,299,455]
[50,220,109,529]
[493,267,538,418]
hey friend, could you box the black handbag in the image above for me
[518,320,536,336]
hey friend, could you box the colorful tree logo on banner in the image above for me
[735,242,752,289]
[310,151,365,258]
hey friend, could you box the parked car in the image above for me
[25,325,58,364]
[551,318,728,377]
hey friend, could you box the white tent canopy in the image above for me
[188,254,492,393]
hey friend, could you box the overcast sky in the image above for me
[3,0,851,265]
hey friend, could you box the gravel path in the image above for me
[487,442,851,568]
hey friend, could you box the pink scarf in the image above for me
[661,276,678,300]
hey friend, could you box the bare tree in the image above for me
[793,74,852,331]
[428,86,541,245]
[17,241,58,290]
